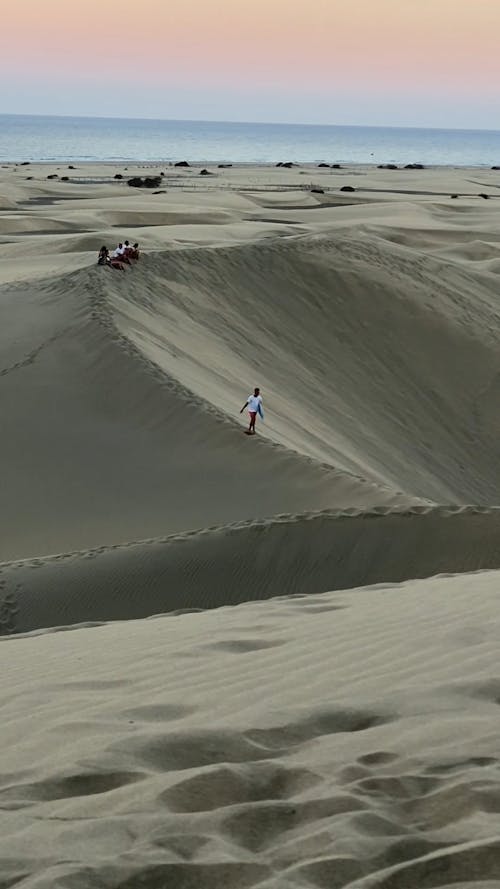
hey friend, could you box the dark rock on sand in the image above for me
[311,188,325,194]
[451,194,458,198]
[479,193,490,199]
[20,161,30,165]
[25,176,34,180]
[114,174,123,179]
[128,176,162,188]
[47,174,58,179]
[492,166,500,171]
[378,164,399,170]
[318,163,330,168]
[331,164,343,169]
[340,185,356,192]
[281,162,296,169]
[61,176,69,181]
[175,161,190,167]
[153,190,166,195]
[405,163,425,170]
[68,165,76,170]
[218,164,233,168]
[199,169,213,176]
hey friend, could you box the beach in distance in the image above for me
[2,155,500,888]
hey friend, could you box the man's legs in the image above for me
[248,411,257,434]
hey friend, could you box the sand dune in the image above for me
[0,263,410,562]
[2,162,500,886]
[104,232,500,502]
[1,166,499,600]
[2,505,500,635]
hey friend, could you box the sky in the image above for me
[1,0,499,128]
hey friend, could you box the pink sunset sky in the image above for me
[2,0,499,127]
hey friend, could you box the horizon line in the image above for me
[1,111,500,135]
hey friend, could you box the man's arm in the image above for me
[239,401,249,414]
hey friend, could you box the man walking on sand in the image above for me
[240,387,263,435]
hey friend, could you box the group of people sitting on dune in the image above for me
[97,240,140,271]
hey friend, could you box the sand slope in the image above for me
[0,264,411,563]
[104,231,500,502]
[2,505,500,635]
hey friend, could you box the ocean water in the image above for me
[1,114,500,166]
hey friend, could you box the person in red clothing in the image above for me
[240,387,263,435]
[97,245,124,271]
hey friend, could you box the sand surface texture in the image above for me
[2,160,500,887]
